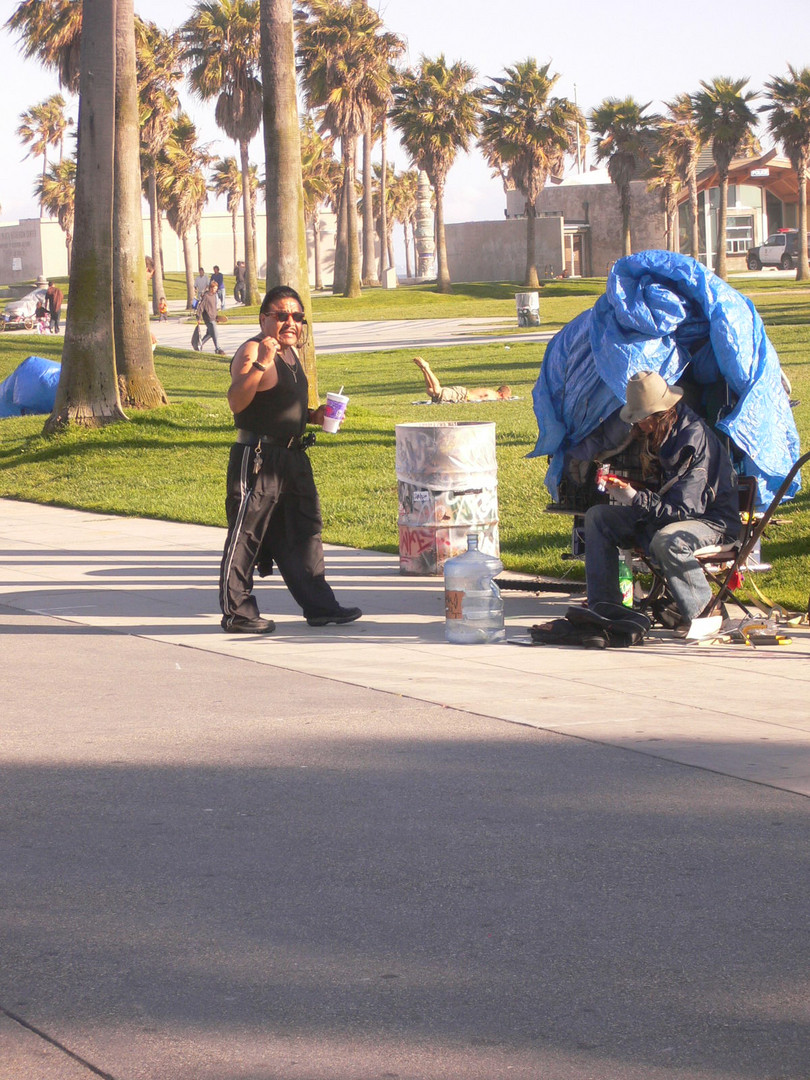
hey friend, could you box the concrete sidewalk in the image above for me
[2,500,809,1080]
[3,500,810,797]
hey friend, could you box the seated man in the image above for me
[584,370,741,633]
[413,356,512,403]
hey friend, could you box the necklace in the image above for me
[281,349,298,382]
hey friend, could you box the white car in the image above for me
[0,287,48,331]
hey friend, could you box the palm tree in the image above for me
[137,19,182,315]
[210,156,243,270]
[660,94,703,259]
[6,0,82,92]
[161,114,211,307]
[17,94,73,198]
[35,157,75,272]
[762,65,810,282]
[114,0,168,409]
[182,0,262,306]
[259,0,317,396]
[296,0,404,298]
[390,55,482,293]
[646,136,681,251]
[479,59,583,287]
[300,116,342,291]
[45,0,126,432]
[11,0,167,412]
[590,96,660,258]
[691,76,758,279]
[388,168,418,279]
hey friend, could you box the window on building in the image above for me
[726,216,754,254]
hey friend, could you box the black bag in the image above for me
[565,603,651,648]
[191,324,201,351]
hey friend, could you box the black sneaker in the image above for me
[221,615,276,634]
[306,606,362,627]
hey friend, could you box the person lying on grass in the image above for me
[413,356,512,403]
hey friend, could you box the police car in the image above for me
[746,228,809,271]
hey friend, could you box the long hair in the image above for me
[637,404,678,475]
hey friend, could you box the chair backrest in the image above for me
[736,475,758,543]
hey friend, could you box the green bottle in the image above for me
[618,550,634,608]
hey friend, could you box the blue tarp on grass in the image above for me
[0,355,60,418]
[529,250,801,508]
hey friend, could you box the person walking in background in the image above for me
[234,261,246,304]
[219,284,362,634]
[210,265,225,310]
[158,296,168,321]
[194,266,207,307]
[195,280,226,356]
[45,281,63,334]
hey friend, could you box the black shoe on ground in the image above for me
[306,606,362,627]
[221,614,276,634]
[215,348,227,356]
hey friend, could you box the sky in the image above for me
[2,0,809,226]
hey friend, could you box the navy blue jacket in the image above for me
[632,404,740,541]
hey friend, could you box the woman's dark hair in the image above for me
[260,285,305,316]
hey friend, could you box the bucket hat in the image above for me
[620,371,683,424]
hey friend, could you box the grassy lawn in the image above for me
[1,278,808,612]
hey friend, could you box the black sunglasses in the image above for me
[268,309,305,324]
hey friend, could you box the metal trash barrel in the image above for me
[395,421,499,575]
[516,291,540,326]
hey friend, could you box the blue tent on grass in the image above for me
[0,355,60,418]
[529,250,801,509]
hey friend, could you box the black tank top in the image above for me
[233,342,308,441]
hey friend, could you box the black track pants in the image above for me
[219,442,339,621]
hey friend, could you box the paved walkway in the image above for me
[153,300,554,355]
[2,500,809,1079]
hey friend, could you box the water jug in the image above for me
[444,533,505,644]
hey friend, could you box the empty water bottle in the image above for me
[444,533,505,644]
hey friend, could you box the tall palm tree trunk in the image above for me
[378,114,389,283]
[688,162,700,259]
[239,139,259,305]
[181,232,195,303]
[259,0,317,395]
[403,222,412,279]
[433,175,452,294]
[796,167,809,281]
[343,134,362,298]
[620,181,632,257]
[332,175,348,294]
[525,202,539,287]
[231,208,238,271]
[147,170,165,314]
[196,222,203,268]
[312,208,323,291]
[715,171,729,279]
[45,0,126,432]
[113,0,167,409]
[361,125,378,285]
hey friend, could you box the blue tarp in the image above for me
[0,355,60,418]
[530,250,802,508]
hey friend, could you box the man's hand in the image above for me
[605,476,637,505]
[308,404,325,427]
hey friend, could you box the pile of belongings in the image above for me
[531,602,651,649]
[529,250,802,510]
[0,355,60,418]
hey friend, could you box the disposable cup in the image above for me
[322,391,349,433]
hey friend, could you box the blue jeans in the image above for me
[584,504,730,621]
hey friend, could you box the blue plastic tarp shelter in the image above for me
[0,355,60,418]
[529,250,801,509]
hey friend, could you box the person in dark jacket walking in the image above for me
[584,370,740,629]
[195,280,226,355]
[45,281,63,333]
